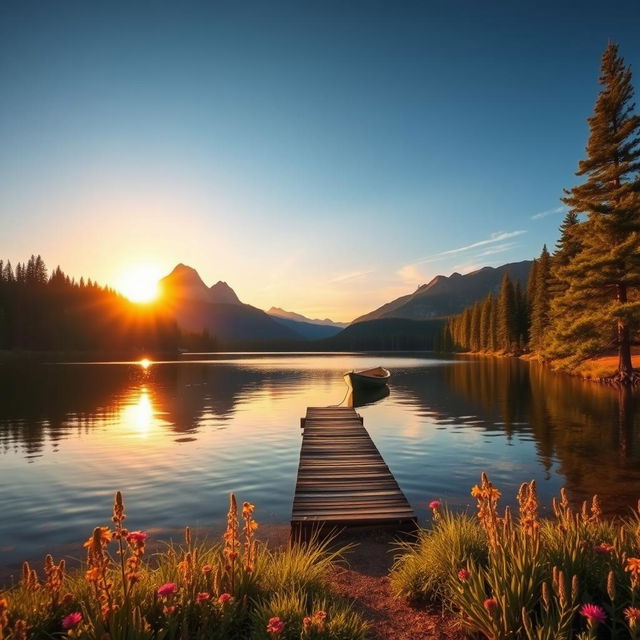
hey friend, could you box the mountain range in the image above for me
[353,260,532,323]
[156,260,532,345]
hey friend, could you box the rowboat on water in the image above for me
[343,366,391,390]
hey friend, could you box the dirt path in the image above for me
[330,529,466,640]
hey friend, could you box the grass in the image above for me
[0,494,367,640]
[391,474,640,640]
[389,509,487,603]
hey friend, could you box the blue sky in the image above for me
[1,1,639,320]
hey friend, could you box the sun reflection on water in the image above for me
[122,387,155,437]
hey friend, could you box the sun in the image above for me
[117,266,161,303]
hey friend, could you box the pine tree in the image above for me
[554,211,582,266]
[530,246,551,352]
[549,43,640,382]
[469,302,482,351]
[497,272,516,352]
[480,294,493,351]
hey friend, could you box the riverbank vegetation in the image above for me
[0,492,366,640]
[392,474,640,639]
[442,42,640,384]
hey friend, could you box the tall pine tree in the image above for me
[549,43,640,382]
[529,245,551,352]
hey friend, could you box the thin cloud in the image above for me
[438,230,527,257]
[473,242,518,258]
[329,269,375,284]
[531,206,565,220]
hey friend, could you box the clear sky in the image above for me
[1,1,639,321]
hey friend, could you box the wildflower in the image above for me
[62,612,83,630]
[202,565,212,574]
[303,616,312,631]
[196,592,210,603]
[594,543,614,554]
[126,531,147,544]
[83,526,112,548]
[12,619,27,640]
[266,616,285,635]
[625,607,640,628]
[626,557,640,588]
[157,583,178,597]
[458,568,470,581]
[483,598,498,612]
[429,500,441,510]
[313,610,326,630]
[218,593,232,605]
[580,603,607,627]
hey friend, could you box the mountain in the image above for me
[353,260,532,323]
[267,307,348,328]
[158,264,298,342]
[268,315,343,340]
[319,318,445,350]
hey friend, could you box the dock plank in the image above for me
[291,406,416,537]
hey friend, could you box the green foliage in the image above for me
[543,43,640,379]
[389,509,488,601]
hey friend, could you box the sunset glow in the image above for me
[116,266,161,303]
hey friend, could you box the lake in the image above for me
[1,353,639,580]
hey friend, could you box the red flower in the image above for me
[217,593,232,605]
[458,568,470,581]
[62,612,82,630]
[429,500,441,510]
[580,603,607,626]
[483,598,498,612]
[126,531,148,543]
[594,542,614,554]
[201,565,212,574]
[266,616,285,635]
[196,592,210,603]
[157,583,178,597]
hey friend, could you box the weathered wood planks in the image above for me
[291,406,416,538]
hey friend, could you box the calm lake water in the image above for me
[1,353,640,579]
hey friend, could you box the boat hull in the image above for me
[344,368,390,390]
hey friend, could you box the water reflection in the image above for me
[2,354,640,576]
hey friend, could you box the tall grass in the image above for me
[0,493,366,640]
[392,474,640,639]
[389,508,487,602]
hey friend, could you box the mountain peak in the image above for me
[210,280,241,305]
[160,264,241,304]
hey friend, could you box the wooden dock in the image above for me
[291,406,416,538]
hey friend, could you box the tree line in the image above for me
[443,43,640,384]
[0,254,182,353]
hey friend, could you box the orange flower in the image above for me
[83,527,112,548]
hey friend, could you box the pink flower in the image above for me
[157,583,178,597]
[126,531,148,543]
[62,612,82,630]
[594,543,614,554]
[217,593,232,605]
[458,568,470,581]
[580,603,607,626]
[483,598,498,612]
[201,565,212,574]
[266,616,285,635]
[313,610,326,620]
[429,500,441,510]
[196,592,210,603]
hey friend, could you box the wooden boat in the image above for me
[343,366,391,390]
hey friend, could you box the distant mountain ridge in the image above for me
[158,264,298,341]
[353,260,532,323]
[267,307,348,328]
